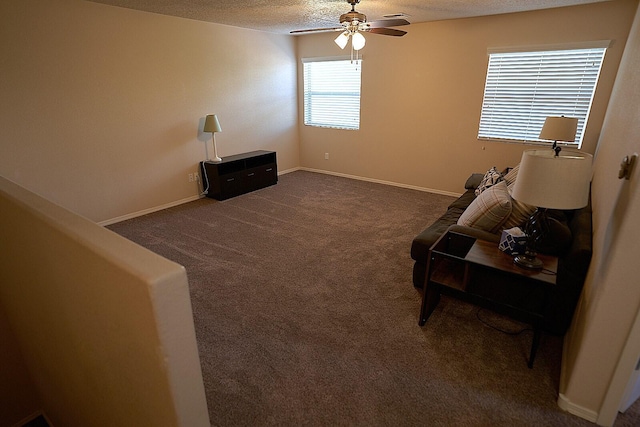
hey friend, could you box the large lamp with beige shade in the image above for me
[511,149,593,270]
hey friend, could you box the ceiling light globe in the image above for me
[334,32,349,50]
[352,32,366,50]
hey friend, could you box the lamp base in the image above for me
[514,253,544,270]
[211,137,222,163]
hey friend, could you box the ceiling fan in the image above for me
[290,0,410,52]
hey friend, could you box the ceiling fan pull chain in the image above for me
[350,35,361,65]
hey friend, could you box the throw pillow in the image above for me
[475,167,503,196]
[503,181,538,229]
[503,164,520,186]
[458,181,512,233]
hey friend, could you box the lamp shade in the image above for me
[539,116,578,142]
[203,114,222,133]
[511,149,593,210]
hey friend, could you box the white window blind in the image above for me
[303,58,362,130]
[478,47,607,147]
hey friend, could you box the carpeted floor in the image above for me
[109,170,637,426]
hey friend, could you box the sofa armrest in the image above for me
[465,173,485,190]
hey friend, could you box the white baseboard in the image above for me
[99,194,203,226]
[100,168,299,226]
[557,393,599,423]
[99,166,457,226]
[299,167,462,198]
[278,166,302,175]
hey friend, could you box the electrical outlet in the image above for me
[325,153,329,160]
[188,173,194,182]
[194,172,199,181]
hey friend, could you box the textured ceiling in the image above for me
[87,0,610,34]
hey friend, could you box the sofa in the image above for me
[410,169,592,336]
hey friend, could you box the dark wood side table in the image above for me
[419,231,558,368]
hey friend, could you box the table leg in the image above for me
[528,327,541,369]
[419,285,441,326]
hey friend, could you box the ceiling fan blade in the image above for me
[368,18,410,28]
[290,27,342,34]
[367,27,407,37]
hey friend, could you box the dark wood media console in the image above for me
[200,150,277,200]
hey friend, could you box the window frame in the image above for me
[477,41,609,148]
[302,56,363,131]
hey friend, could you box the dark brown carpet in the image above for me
[109,170,622,426]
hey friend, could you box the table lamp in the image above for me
[511,149,593,269]
[539,116,578,157]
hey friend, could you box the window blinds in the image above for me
[303,59,362,130]
[478,47,606,146]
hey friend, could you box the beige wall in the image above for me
[0,305,40,426]
[559,3,640,423]
[0,175,210,427]
[297,0,637,194]
[0,0,299,224]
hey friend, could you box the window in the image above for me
[303,58,362,130]
[478,45,607,147]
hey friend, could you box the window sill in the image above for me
[477,137,580,149]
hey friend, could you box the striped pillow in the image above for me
[503,164,519,186]
[503,181,537,229]
[458,181,512,233]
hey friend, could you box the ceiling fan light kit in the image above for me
[293,0,409,57]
